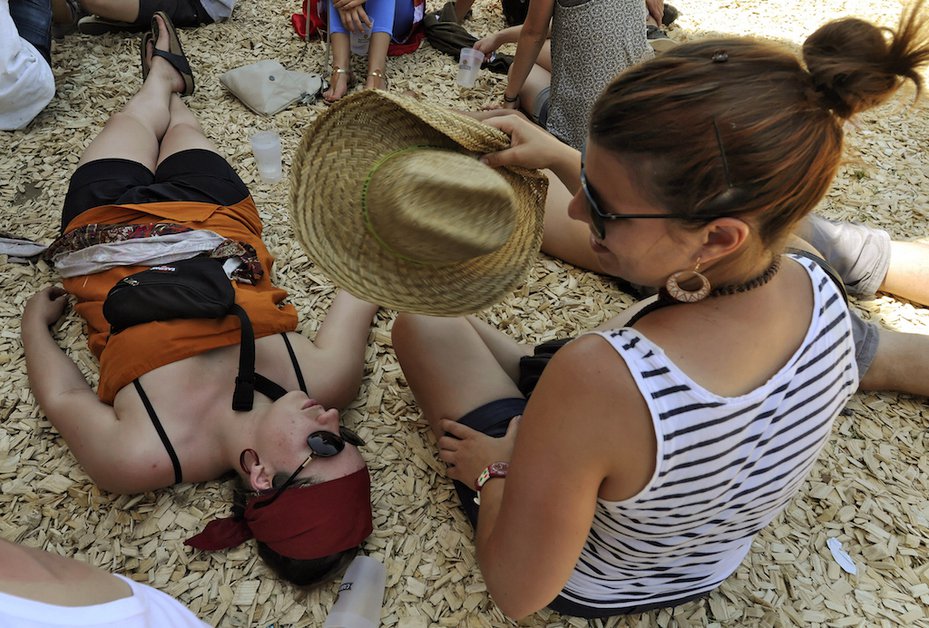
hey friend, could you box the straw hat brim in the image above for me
[289,91,549,316]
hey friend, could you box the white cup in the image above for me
[457,47,483,88]
[323,555,386,628]
[350,20,374,56]
[250,130,282,183]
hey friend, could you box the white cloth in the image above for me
[0,0,54,131]
[0,574,209,627]
[200,0,234,22]
[52,230,227,277]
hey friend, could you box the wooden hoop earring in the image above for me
[665,261,711,302]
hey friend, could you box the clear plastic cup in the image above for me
[249,130,282,183]
[350,20,374,56]
[457,47,483,87]
[323,556,386,628]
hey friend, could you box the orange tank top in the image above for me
[61,198,298,404]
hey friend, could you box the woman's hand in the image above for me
[338,5,371,33]
[473,32,502,58]
[332,0,364,10]
[646,0,664,25]
[23,286,70,328]
[480,114,566,170]
[438,417,520,485]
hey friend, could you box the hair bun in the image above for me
[803,3,929,118]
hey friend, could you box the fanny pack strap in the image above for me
[231,303,257,411]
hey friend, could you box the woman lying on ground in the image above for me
[392,5,929,619]
[322,0,424,102]
[21,13,377,587]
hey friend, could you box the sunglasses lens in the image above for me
[308,431,344,457]
[340,426,365,447]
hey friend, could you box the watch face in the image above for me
[489,461,509,475]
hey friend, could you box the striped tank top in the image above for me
[560,256,859,611]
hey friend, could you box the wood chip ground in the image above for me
[1,0,927,626]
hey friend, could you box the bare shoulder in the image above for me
[523,334,657,500]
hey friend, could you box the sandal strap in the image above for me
[151,47,193,79]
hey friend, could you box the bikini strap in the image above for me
[133,379,183,484]
[280,332,309,394]
[250,334,309,401]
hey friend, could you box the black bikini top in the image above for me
[133,332,309,484]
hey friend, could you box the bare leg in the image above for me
[365,31,390,90]
[516,65,551,119]
[79,0,139,23]
[536,41,552,72]
[76,16,184,168]
[858,328,929,397]
[323,34,352,102]
[880,240,929,306]
[157,95,219,166]
[392,314,524,440]
[464,316,533,383]
[539,170,603,272]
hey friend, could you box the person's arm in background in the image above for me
[496,0,553,110]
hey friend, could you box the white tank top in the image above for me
[560,256,858,611]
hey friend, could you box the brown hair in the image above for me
[589,2,929,247]
[233,476,360,588]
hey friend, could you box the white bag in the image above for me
[220,60,324,116]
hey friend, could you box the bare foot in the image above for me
[146,14,186,94]
[323,68,353,103]
[365,70,387,91]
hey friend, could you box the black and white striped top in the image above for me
[560,256,859,611]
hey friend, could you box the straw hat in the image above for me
[289,90,548,316]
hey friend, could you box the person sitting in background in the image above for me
[1,0,55,130]
[322,0,423,102]
[75,0,230,35]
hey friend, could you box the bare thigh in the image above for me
[392,314,526,439]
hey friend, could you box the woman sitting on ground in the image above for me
[21,13,377,586]
[392,5,929,619]
[323,0,423,102]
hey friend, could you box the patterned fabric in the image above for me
[60,198,297,404]
[45,222,264,284]
[559,255,858,611]
[547,0,653,150]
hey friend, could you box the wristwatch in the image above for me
[473,461,509,505]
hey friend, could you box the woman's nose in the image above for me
[567,189,589,224]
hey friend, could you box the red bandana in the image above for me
[185,468,372,559]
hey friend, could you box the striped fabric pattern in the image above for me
[560,256,859,611]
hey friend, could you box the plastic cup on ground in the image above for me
[323,555,386,628]
[457,47,483,88]
[350,20,373,56]
[250,130,282,183]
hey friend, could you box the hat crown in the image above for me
[366,150,516,264]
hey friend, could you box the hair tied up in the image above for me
[803,0,929,119]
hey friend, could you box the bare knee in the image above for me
[391,313,434,360]
[80,0,136,20]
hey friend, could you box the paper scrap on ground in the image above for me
[827,537,858,575]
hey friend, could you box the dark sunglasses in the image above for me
[580,166,718,240]
[252,426,365,509]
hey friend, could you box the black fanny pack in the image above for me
[103,256,258,411]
